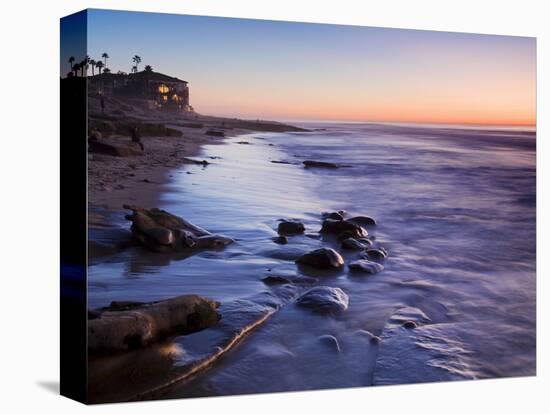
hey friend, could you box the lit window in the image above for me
[158,84,169,94]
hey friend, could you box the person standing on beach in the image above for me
[131,125,144,151]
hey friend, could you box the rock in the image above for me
[348,215,377,226]
[205,129,225,137]
[363,248,389,260]
[183,158,210,166]
[270,160,293,165]
[88,295,221,353]
[318,334,341,352]
[237,141,251,145]
[278,219,306,235]
[123,205,233,253]
[296,287,349,313]
[303,160,339,169]
[348,259,384,274]
[262,275,318,285]
[402,321,418,329]
[273,235,288,245]
[88,140,143,157]
[321,219,368,239]
[341,238,369,250]
[296,248,345,269]
[322,211,345,221]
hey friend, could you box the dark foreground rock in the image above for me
[296,247,345,269]
[296,286,349,313]
[88,295,221,353]
[278,219,306,235]
[124,205,233,253]
[349,259,384,274]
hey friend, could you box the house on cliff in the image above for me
[89,70,192,112]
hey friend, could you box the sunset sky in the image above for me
[79,9,536,126]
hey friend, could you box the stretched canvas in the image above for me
[60,9,536,404]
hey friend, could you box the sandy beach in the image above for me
[87,94,305,226]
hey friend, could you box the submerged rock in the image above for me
[303,160,339,169]
[278,219,306,235]
[123,205,233,253]
[272,235,288,245]
[363,247,389,260]
[318,334,342,352]
[262,274,318,285]
[296,248,345,269]
[342,238,369,250]
[88,294,221,353]
[349,259,384,274]
[296,287,349,313]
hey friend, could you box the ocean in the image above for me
[88,122,536,397]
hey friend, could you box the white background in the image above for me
[0,0,547,412]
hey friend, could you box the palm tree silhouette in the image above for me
[101,52,109,67]
[68,56,75,73]
[144,65,153,72]
[79,60,86,77]
[89,59,96,76]
[132,55,142,72]
[72,63,80,77]
[96,61,104,75]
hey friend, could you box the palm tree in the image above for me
[144,65,153,72]
[68,56,75,73]
[101,52,109,67]
[102,68,111,74]
[132,55,142,72]
[72,63,80,77]
[95,61,104,75]
[79,60,86,77]
[131,65,137,74]
[89,59,96,76]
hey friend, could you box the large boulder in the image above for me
[295,248,345,269]
[88,295,221,353]
[123,205,233,253]
[296,287,349,313]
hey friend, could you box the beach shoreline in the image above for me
[87,97,305,228]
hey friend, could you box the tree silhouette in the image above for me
[131,65,137,73]
[79,60,86,77]
[96,61,104,75]
[72,63,80,77]
[68,56,75,73]
[102,68,111,74]
[132,55,142,72]
[144,65,153,72]
[89,59,96,76]
[101,52,109,68]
